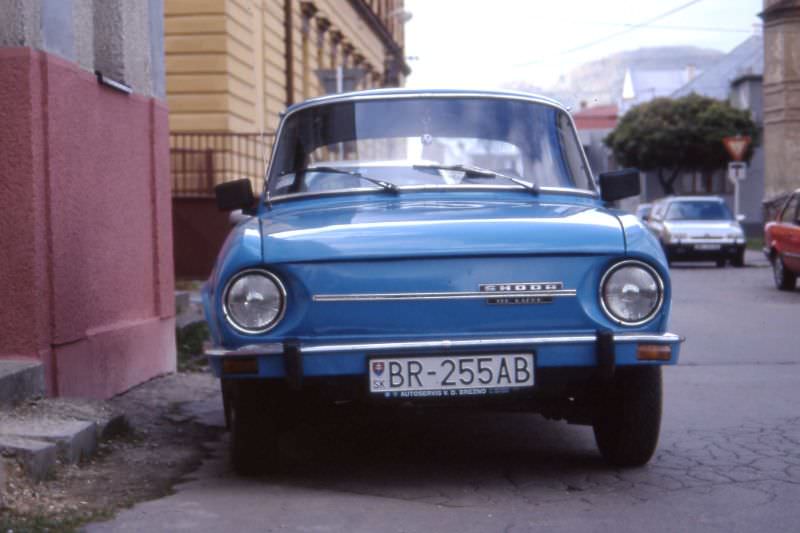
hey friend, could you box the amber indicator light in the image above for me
[222,358,258,374]
[636,344,672,361]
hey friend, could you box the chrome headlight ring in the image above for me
[222,269,287,334]
[599,259,665,327]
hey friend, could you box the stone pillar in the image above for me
[761,0,800,199]
[0,0,175,399]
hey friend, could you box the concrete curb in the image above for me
[0,435,58,481]
[0,360,45,408]
[0,408,128,482]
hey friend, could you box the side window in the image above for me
[557,111,594,191]
[793,195,800,226]
[781,195,800,225]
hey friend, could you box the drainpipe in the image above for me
[284,0,294,106]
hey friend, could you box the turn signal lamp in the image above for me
[636,344,672,361]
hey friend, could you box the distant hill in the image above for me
[509,46,724,109]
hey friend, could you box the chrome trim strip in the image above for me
[301,335,596,354]
[299,332,683,354]
[285,90,571,119]
[313,289,577,302]
[204,332,684,357]
[204,343,284,356]
[784,251,800,259]
[614,332,683,343]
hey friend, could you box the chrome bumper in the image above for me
[205,332,683,357]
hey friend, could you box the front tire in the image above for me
[229,381,280,476]
[593,366,662,467]
[732,249,745,268]
[773,253,797,291]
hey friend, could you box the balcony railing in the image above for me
[170,132,275,197]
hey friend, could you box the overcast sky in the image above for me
[404,0,764,90]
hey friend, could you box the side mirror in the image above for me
[229,209,252,226]
[736,214,746,222]
[599,168,641,203]
[215,179,255,213]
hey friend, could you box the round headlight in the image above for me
[223,270,286,333]
[600,261,663,326]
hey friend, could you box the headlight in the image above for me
[600,260,664,326]
[223,269,286,334]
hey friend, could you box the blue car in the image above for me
[203,89,683,473]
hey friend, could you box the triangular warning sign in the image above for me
[723,136,751,161]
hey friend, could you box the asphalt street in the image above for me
[88,251,800,533]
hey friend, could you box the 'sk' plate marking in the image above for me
[480,282,563,305]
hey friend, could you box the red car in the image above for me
[764,189,800,290]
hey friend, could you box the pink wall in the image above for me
[0,48,175,399]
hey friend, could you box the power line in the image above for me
[589,22,754,34]
[516,0,705,67]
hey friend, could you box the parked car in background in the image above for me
[635,203,652,222]
[764,189,800,290]
[203,89,683,475]
[647,196,746,267]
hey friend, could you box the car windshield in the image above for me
[266,96,594,198]
[665,200,733,221]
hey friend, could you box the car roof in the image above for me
[283,88,570,116]
[659,196,726,203]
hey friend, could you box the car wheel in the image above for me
[660,242,672,266]
[772,253,797,291]
[732,250,745,268]
[593,366,662,467]
[230,381,280,476]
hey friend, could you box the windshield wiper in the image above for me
[303,166,398,193]
[412,163,538,195]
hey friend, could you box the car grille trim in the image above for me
[312,289,577,302]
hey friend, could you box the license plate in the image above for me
[368,354,534,397]
[695,243,721,250]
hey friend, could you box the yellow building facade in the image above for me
[165,0,408,278]
[165,0,408,135]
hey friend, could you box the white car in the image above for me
[647,196,746,267]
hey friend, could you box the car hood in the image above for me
[260,198,625,263]
[663,220,742,237]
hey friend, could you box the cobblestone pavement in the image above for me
[88,253,800,532]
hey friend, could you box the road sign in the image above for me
[723,136,751,161]
[727,162,747,219]
[727,161,747,182]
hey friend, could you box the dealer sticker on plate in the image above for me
[369,354,534,398]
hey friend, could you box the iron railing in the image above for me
[170,132,275,197]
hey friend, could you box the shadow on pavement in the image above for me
[243,407,609,490]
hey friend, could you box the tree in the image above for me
[604,94,760,195]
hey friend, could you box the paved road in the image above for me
[89,252,800,533]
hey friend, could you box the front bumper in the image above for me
[206,332,683,382]
[664,241,743,260]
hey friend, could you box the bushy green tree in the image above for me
[604,94,759,195]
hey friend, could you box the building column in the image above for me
[760,0,800,199]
